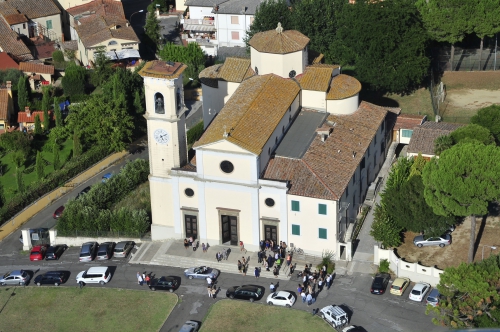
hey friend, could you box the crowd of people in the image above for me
[297,264,333,305]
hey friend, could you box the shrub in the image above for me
[316,249,336,274]
[378,259,390,273]
[52,50,65,63]
[187,121,204,145]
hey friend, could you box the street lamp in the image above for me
[481,245,497,261]
[129,10,144,25]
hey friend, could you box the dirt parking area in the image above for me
[395,214,500,270]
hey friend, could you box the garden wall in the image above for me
[373,245,444,286]
[49,229,142,247]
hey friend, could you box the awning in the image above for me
[184,24,216,32]
[93,51,118,60]
[115,49,140,60]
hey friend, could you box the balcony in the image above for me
[182,18,216,32]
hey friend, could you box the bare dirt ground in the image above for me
[395,214,500,270]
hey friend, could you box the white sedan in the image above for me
[409,282,431,302]
[266,291,296,307]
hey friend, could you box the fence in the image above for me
[50,228,148,247]
[432,46,500,72]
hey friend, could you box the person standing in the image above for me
[184,239,189,249]
[206,277,212,287]
[208,286,212,297]
[136,272,141,285]
[211,287,217,299]
[297,284,303,294]
[242,264,247,276]
[318,278,324,292]
[274,251,279,261]
[273,265,279,278]
[242,257,246,266]
[239,240,246,253]
[264,259,269,271]
[145,274,151,286]
[326,274,332,290]
[202,243,206,253]
[286,253,292,267]
[254,267,260,279]
[257,251,262,264]
[306,293,313,306]
[237,260,242,274]
[301,291,307,303]
[192,241,197,251]
[270,283,275,293]
[260,240,265,251]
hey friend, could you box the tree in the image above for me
[42,109,50,132]
[73,130,82,158]
[159,42,206,85]
[422,142,500,263]
[16,169,24,193]
[450,124,495,146]
[0,68,23,88]
[17,75,30,110]
[41,85,52,112]
[370,203,402,248]
[471,0,500,70]
[0,182,5,209]
[52,50,65,63]
[53,144,61,170]
[434,134,454,155]
[428,255,500,328]
[54,103,63,127]
[244,0,293,45]
[0,130,31,154]
[36,151,45,180]
[11,151,26,169]
[471,104,500,144]
[144,9,161,51]
[34,114,42,135]
[416,0,474,71]
[91,46,113,86]
[133,90,144,114]
[61,62,86,96]
[332,0,429,93]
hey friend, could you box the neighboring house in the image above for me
[0,16,33,61]
[140,24,398,259]
[17,106,51,131]
[0,52,19,70]
[0,0,63,42]
[392,114,426,144]
[19,62,55,89]
[407,121,464,159]
[67,0,140,66]
[0,81,15,133]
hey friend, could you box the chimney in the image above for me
[25,106,31,116]
[6,81,11,90]
[316,127,333,142]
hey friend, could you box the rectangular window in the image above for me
[381,119,385,131]
[318,204,327,215]
[361,157,365,169]
[319,228,327,239]
[23,23,26,29]
[291,200,300,212]
[231,16,239,24]
[231,31,239,40]
[345,186,348,197]
[46,20,53,30]
[402,129,413,138]
[292,224,300,236]
[353,173,356,183]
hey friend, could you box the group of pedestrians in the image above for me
[206,277,219,298]
[136,271,152,286]
[297,264,333,305]
[183,237,201,251]
[216,248,230,262]
[237,256,249,275]
[256,240,294,278]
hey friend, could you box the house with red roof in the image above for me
[19,62,54,89]
[17,106,51,132]
[0,81,15,134]
[0,52,19,70]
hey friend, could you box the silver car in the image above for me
[413,234,451,247]
[179,320,199,332]
[113,241,135,258]
[0,270,31,286]
[184,266,220,280]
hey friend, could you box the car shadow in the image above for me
[339,304,354,322]
[170,275,182,289]
[107,266,118,282]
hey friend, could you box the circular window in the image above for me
[220,160,234,173]
[185,188,194,197]
[289,70,296,78]
[265,198,275,207]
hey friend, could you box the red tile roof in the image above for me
[0,18,33,60]
[4,0,60,19]
[0,89,10,120]
[0,1,28,24]
[0,52,19,70]
[407,121,465,156]
[393,114,426,130]
[249,26,310,55]
[67,0,125,18]
[17,110,51,123]
[19,62,54,75]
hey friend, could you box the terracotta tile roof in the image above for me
[199,58,255,87]
[326,74,362,100]
[263,102,388,200]
[6,0,60,19]
[249,27,309,55]
[19,62,54,75]
[17,110,51,123]
[407,121,464,156]
[4,13,28,24]
[297,66,334,92]
[0,89,10,120]
[0,52,19,70]
[393,114,426,131]
[194,74,301,154]
[33,41,57,59]
[138,60,187,80]
[75,15,139,48]
[0,2,28,24]
[0,18,33,60]
[67,0,124,18]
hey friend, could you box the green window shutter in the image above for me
[318,204,327,215]
[291,200,300,212]
[46,20,53,30]
[292,224,300,236]
[319,228,327,239]
[402,129,413,138]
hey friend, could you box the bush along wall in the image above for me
[56,159,150,236]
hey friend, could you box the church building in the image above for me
[139,24,397,258]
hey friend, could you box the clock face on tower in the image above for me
[154,128,170,144]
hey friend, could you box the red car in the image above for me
[30,245,48,261]
[53,206,65,219]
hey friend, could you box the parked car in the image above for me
[184,266,220,280]
[390,277,411,296]
[342,326,366,332]
[409,282,431,302]
[226,285,265,302]
[76,266,111,285]
[179,320,200,332]
[0,270,30,286]
[30,245,48,261]
[96,242,115,260]
[79,242,99,262]
[370,273,390,295]
[319,305,349,328]
[53,206,65,219]
[101,173,112,183]
[45,245,67,260]
[113,241,135,258]
[34,271,69,286]
[266,290,295,307]
[19,228,49,244]
[426,288,441,307]
[76,186,91,199]
[149,276,178,292]
[413,234,451,248]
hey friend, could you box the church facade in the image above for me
[139,25,396,257]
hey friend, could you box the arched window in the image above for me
[176,88,182,112]
[154,92,165,114]
[108,40,117,46]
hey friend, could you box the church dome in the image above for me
[249,23,310,54]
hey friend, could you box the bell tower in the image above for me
[139,61,188,177]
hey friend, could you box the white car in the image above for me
[76,266,111,285]
[266,291,296,307]
[409,282,431,302]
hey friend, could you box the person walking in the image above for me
[216,252,221,262]
[145,274,151,286]
[257,251,262,264]
[273,265,279,278]
[138,274,143,286]
[301,291,307,303]
[208,285,212,297]
[306,293,313,306]
[237,260,242,274]
[270,283,275,293]
[239,240,246,253]
[202,243,206,253]
[286,253,292,267]
[211,287,217,299]
[242,264,247,276]
[326,274,332,290]
[136,272,141,285]
[297,284,303,294]
[254,267,260,279]
[264,259,269,271]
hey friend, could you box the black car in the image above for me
[34,271,69,286]
[76,186,91,199]
[45,245,67,260]
[226,285,265,302]
[370,273,391,295]
[97,242,115,260]
[149,276,178,292]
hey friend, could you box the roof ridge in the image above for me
[300,158,338,200]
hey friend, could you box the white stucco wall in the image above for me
[326,94,359,115]
[188,6,214,20]
[250,48,305,78]
[149,176,178,240]
[196,148,257,184]
[217,13,250,47]
[11,22,29,36]
[201,81,240,129]
[302,90,326,111]
[33,13,63,41]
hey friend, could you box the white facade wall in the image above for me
[326,94,359,115]
[76,36,139,66]
[301,90,326,111]
[201,80,240,129]
[251,48,305,78]
[258,179,289,245]
[217,13,250,47]
[188,6,214,20]
[11,22,29,36]
[196,147,257,184]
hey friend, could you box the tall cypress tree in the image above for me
[36,151,45,180]
[73,130,82,158]
[41,86,51,111]
[53,144,60,170]
[0,181,5,209]
[34,114,42,135]
[55,102,63,127]
[17,76,30,111]
[133,90,144,114]
[42,109,50,132]
[16,169,24,193]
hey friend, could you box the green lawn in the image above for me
[200,300,332,332]
[0,286,177,332]
[0,138,73,200]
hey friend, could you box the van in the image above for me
[76,267,111,285]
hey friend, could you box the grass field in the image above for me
[200,300,333,332]
[0,287,177,332]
